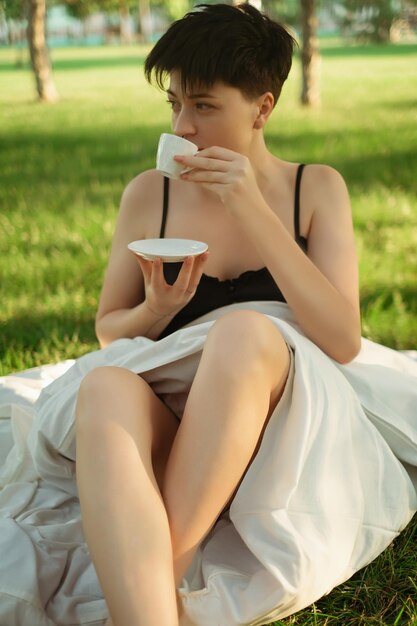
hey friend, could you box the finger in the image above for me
[185,252,210,294]
[174,153,230,173]
[191,251,209,271]
[193,146,237,161]
[181,252,208,296]
[175,256,206,296]
[180,169,230,183]
[150,257,167,289]
[175,256,194,291]
[136,256,153,282]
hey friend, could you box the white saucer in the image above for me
[128,238,208,262]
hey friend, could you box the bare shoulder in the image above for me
[120,169,163,214]
[303,163,350,214]
[115,169,165,240]
[302,163,356,268]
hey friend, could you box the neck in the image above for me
[248,132,277,187]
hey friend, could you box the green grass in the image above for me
[0,41,416,624]
[0,42,416,375]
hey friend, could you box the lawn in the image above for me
[0,40,416,624]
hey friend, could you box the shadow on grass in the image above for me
[333,149,416,195]
[267,130,417,193]
[0,52,148,72]
[2,42,416,74]
[318,42,417,58]
[0,313,97,358]
[1,122,416,207]
[360,285,417,311]
[0,123,167,210]
[379,98,417,111]
[52,53,147,71]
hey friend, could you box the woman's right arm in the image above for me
[95,173,208,347]
[95,173,167,345]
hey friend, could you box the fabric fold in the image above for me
[0,302,416,626]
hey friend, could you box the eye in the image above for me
[166,99,181,113]
[196,103,213,111]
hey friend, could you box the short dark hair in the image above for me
[144,3,297,106]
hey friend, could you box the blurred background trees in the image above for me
[1,0,416,104]
[340,0,417,42]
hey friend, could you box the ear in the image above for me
[253,92,275,129]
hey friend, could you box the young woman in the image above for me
[0,4,416,626]
[75,3,361,625]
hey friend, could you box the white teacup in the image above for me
[156,133,198,179]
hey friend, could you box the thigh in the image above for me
[201,311,290,484]
[76,366,180,489]
[203,309,290,405]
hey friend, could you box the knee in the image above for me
[205,310,287,372]
[77,366,119,405]
[75,366,141,432]
[76,367,116,431]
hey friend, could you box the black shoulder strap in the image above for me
[294,163,306,243]
[159,176,170,238]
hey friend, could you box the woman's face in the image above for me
[166,71,262,154]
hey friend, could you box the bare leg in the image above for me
[76,366,180,626]
[163,310,290,585]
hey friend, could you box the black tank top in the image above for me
[158,164,308,338]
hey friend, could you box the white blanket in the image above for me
[0,302,416,626]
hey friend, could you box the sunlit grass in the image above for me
[0,41,416,625]
[1,42,416,376]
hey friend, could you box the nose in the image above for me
[173,108,196,140]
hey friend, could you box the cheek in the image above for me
[201,113,254,150]
[225,116,254,144]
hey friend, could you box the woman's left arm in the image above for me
[246,164,361,364]
[176,149,361,363]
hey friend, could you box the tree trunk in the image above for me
[138,0,152,43]
[300,0,320,107]
[27,0,58,103]
[119,1,133,44]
